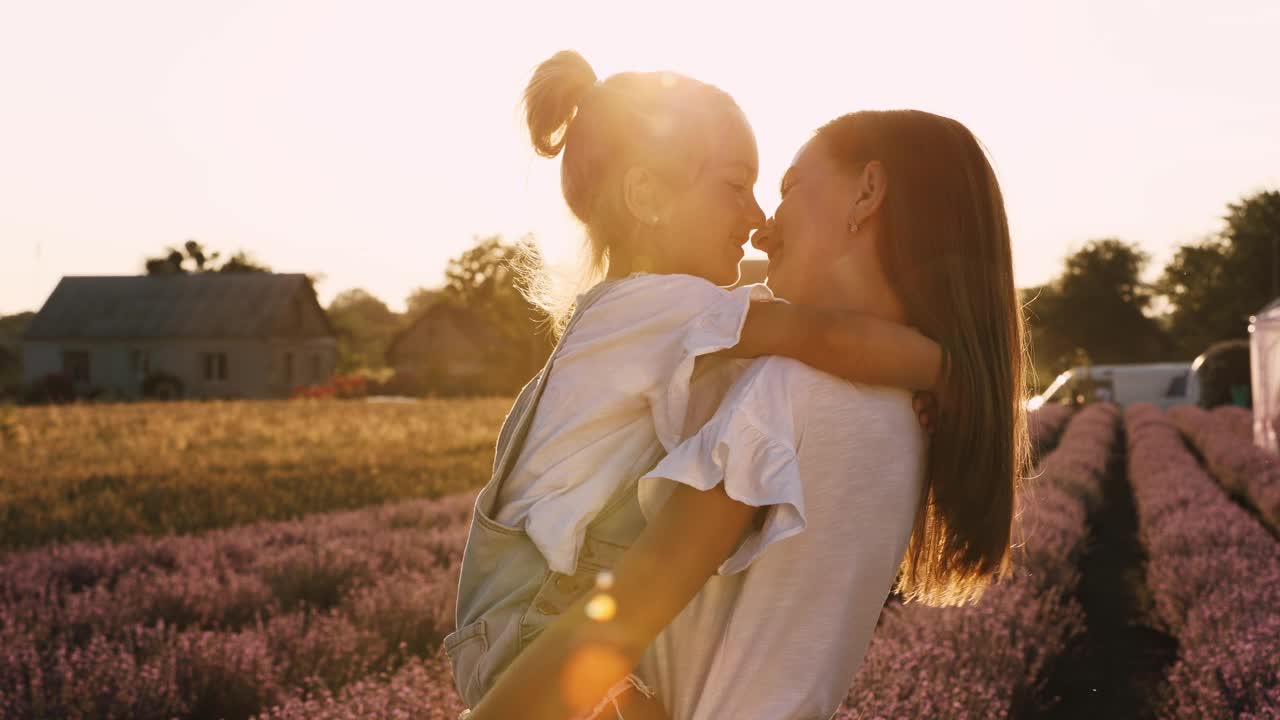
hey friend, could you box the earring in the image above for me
[848,219,860,234]
[650,215,661,226]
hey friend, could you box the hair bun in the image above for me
[524,50,598,158]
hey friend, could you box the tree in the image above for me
[0,312,34,390]
[326,289,404,372]
[143,240,271,275]
[1158,190,1280,354]
[405,287,445,319]
[442,235,553,382]
[215,250,271,273]
[1024,238,1174,381]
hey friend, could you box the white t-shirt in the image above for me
[637,356,927,720]
[494,273,775,575]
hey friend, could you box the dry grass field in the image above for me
[0,398,510,551]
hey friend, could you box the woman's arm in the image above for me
[467,483,758,720]
[723,302,943,391]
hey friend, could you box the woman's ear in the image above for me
[849,160,888,228]
[623,166,662,226]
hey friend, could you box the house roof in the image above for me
[385,301,503,361]
[23,274,335,341]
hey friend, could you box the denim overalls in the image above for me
[444,281,661,709]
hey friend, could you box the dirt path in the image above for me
[1035,442,1177,719]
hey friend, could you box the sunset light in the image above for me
[2,1,1278,314]
[2,3,1278,718]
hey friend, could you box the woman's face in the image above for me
[654,111,766,287]
[756,138,861,305]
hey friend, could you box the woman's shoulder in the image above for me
[736,358,918,431]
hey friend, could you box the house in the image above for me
[22,273,337,399]
[734,258,768,288]
[0,345,16,377]
[385,302,514,395]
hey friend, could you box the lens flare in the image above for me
[585,592,617,622]
[595,570,614,591]
[560,643,631,714]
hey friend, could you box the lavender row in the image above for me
[1123,404,1280,718]
[1169,404,1280,535]
[248,403,1088,719]
[0,404,1084,719]
[1211,404,1253,442]
[252,650,467,720]
[0,493,476,720]
[1028,402,1073,455]
[836,403,1119,719]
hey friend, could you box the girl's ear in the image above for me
[623,166,662,225]
[848,160,888,227]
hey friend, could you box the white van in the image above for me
[1028,362,1200,411]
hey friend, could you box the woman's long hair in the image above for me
[815,110,1031,606]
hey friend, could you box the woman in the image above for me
[445,51,945,719]
[468,109,1029,720]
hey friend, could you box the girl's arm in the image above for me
[723,302,943,391]
[467,482,757,720]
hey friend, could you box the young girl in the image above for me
[445,51,942,719]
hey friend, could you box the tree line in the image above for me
[1023,189,1279,384]
[2,189,1275,399]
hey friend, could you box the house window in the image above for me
[129,350,151,377]
[201,352,228,381]
[283,352,294,384]
[62,351,90,383]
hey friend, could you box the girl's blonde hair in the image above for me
[517,50,740,334]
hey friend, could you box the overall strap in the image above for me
[484,282,614,504]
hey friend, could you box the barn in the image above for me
[384,302,512,395]
[22,273,337,399]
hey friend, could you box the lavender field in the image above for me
[1,400,1277,719]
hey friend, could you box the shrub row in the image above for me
[837,404,1120,719]
[0,493,475,720]
[1028,403,1073,456]
[1123,404,1280,718]
[1169,404,1280,534]
[1211,404,1253,442]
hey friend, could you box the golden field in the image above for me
[0,398,511,552]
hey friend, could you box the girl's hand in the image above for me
[726,303,943,392]
[913,391,938,435]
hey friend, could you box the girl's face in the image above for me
[653,111,765,287]
[755,138,861,305]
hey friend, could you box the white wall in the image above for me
[21,342,60,385]
[20,337,337,399]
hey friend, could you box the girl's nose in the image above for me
[745,195,766,230]
[751,218,778,253]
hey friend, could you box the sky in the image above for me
[1,0,1278,315]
